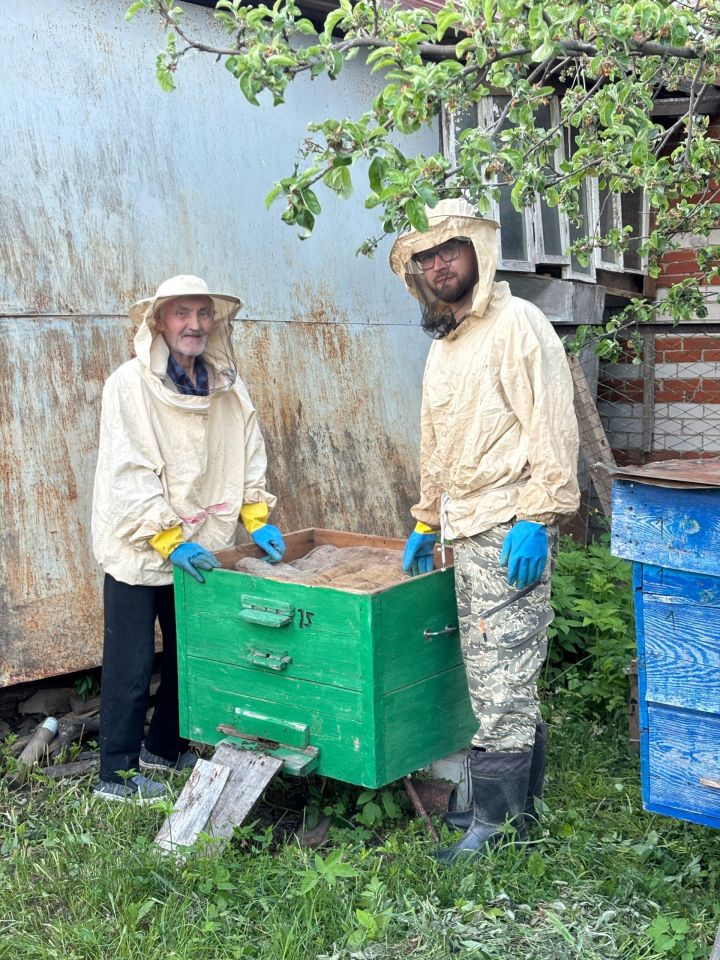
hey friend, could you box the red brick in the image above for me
[655,335,684,351]
[661,348,713,362]
[655,378,720,403]
[662,250,699,264]
[656,336,720,362]
[597,378,645,404]
[639,450,720,462]
[612,449,645,465]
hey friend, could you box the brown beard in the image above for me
[426,267,478,305]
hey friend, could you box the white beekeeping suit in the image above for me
[92,276,276,586]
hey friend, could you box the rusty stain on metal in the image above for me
[236,319,427,541]
[0,316,136,686]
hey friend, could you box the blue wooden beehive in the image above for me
[611,458,720,830]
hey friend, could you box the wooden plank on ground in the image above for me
[155,759,230,852]
[569,354,616,516]
[710,920,720,960]
[207,744,282,841]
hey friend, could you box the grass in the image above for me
[1,708,719,960]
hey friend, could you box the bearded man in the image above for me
[390,200,579,862]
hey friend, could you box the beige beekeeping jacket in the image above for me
[390,198,579,539]
[92,313,276,586]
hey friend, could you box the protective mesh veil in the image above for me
[404,263,467,340]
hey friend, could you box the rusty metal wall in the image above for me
[0,1,437,685]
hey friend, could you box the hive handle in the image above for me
[245,649,293,671]
[238,595,295,627]
[423,624,458,640]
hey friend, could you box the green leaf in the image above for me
[239,71,259,106]
[329,49,343,79]
[405,198,429,232]
[531,39,556,62]
[155,54,175,93]
[323,165,353,198]
[415,182,438,207]
[368,156,386,193]
[527,851,546,878]
[436,10,462,39]
[267,54,297,68]
[265,184,284,209]
[298,872,320,895]
[125,1,146,20]
[301,188,321,215]
[323,9,346,35]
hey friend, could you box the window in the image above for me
[442,96,648,281]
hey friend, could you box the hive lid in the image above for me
[599,456,720,489]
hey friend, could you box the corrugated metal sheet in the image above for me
[0,1,437,685]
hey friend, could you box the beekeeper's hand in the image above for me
[499,521,548,589]
[252,524,286,563]
[169,543,221,583]
[402,524,437,577]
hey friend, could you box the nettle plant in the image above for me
[128,0,720,356]
[544,537,635,716]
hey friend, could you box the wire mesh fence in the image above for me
[569,325,720,543]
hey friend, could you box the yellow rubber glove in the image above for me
[149,525,185,559]
[240,502,270,534]
[414,521,437,535]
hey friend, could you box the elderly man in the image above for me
[390,199,579,861]
[91,275,284,802]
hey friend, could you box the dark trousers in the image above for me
[99,573,188,783]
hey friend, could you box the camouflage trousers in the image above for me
[453,523,559,752]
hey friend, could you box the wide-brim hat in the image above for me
[129,275,243,327]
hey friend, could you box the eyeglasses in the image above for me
[412,238,471,271]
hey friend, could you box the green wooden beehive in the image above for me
[174,529,476,788]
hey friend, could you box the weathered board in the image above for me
[175,529,477,788]
[155,760,230,852]
[155,748,282,853]
[207,745,283,842]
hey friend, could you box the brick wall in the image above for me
[598,333,720,465]
[597,220,720,465]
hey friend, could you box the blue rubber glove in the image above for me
[252,523,286,563]
[499,521,548,589]
[169,543,221,584]
[402,530,437,577]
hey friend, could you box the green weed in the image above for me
[545,537,635,714]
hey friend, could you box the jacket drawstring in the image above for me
[439,492,451,571]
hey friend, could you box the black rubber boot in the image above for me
[443,722,547,832]
[524,720,547,823]
[434,748,533,864]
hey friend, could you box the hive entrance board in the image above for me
[174,529,476,788]
[154,743,282,853]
